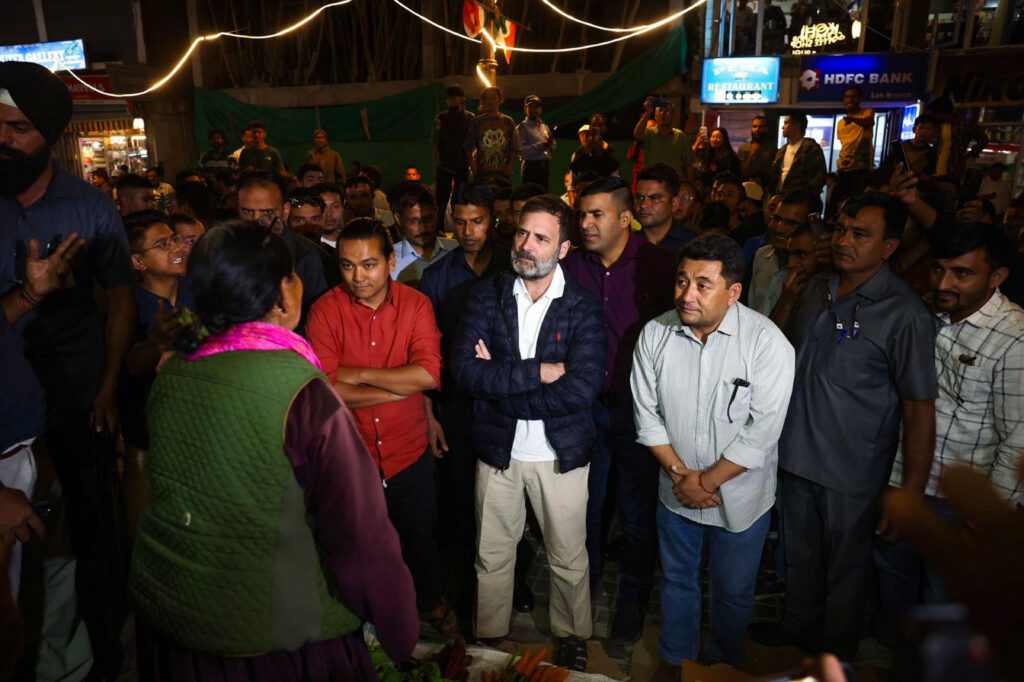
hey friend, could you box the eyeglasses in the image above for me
[137,235,184,253]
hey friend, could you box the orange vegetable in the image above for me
[526,648,548,677]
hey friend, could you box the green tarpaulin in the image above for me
[193,24,686,193]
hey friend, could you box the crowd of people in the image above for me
[2,59,1023,682]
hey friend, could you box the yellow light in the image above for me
[852,20,862,39]
[538,0,658,33]
[132,117,145,130]
[402,1,711,53]
[60,0,709,98]
[60,0,356,98]
[475,64,493,88]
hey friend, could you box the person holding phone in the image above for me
[634,96,696,182]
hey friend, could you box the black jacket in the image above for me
[451,271,606,473]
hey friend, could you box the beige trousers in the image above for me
[475,458,592,639]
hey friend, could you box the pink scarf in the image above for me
[186,320,324,371]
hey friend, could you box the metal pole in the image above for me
[755,0,764,54]
[132,0,147,64]
[729,0,737,55]
[858,0,869,53]
[32,0,47,42]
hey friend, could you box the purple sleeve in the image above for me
[285,378,419,662]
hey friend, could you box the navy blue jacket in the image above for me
[451,270,606,473]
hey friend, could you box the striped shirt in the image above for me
[890,290,1024,504]
[631,304,795,532]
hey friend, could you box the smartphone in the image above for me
[903,604,996,682]
[891,139,911,173]
[808,211,827,238]
[31,500,54,520]
[652,98,669,109]
[699,125,709,140]
[44,233,64,257]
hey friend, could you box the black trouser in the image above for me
[385,448,444,613]
[436,398,477,614]
[47,411,127,671]
[779,471,878,659]
[435,166,470,222]
[521,160,551,190]
[605,396,661,610]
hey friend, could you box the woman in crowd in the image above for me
[129,220,418,680]
[694,127,742,176]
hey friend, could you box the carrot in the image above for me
[525,648,548,677]
[513,652,527,675]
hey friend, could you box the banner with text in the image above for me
[797,53,928,103]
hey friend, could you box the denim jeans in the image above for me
[873,494,956,649]
[657,503,770,665]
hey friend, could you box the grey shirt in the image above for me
[632,304,795,532]
[780,266,938,497]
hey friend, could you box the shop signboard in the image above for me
[900,103,920,140]
[60,75,116,103]
[701,57,781,105]
[0,39,87,72]
[797,53,928,103]
[934,54,1024,108]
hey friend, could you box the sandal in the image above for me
[423,599,458,639]
[554,635,588,672]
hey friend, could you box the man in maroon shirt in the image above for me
[306,218,456,636]
[562,176,677,659]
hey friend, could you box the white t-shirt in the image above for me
[509,265,566,462]
[780,139,802,189]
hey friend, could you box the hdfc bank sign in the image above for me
[797,54,928,103]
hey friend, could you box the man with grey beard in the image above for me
[0,60,136,680]
[451,195,605,671]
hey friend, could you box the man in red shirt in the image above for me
[306,218,455,636]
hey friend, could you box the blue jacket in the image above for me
[451,271,606,473]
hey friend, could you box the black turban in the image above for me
[0,61,73,145]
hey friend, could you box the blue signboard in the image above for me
[900,103,920,140]
[797,53,928,103]
[701,57,781,105]
[0,40,87,72]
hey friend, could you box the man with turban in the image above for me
[0,60,136,680]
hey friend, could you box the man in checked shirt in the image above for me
[875,222,1024,650]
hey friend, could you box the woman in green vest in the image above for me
[130,220,418,680]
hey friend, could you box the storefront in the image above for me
[701,52,930,178]
[55,74,151,182]
[933,51,1024,196]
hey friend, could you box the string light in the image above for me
[475,64,493,87]
[59,0,707,98]
[60,0,355,98]
[407,3,708,54]
[537,0,660,33]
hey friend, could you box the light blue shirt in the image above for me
[517,119,555,162]
[631,304,795,531]
[392,237,457,285]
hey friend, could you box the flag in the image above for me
[462,0,519,64]
[493,15,517,64]
[463,0,484,37]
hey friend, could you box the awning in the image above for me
[67,118,134,135]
